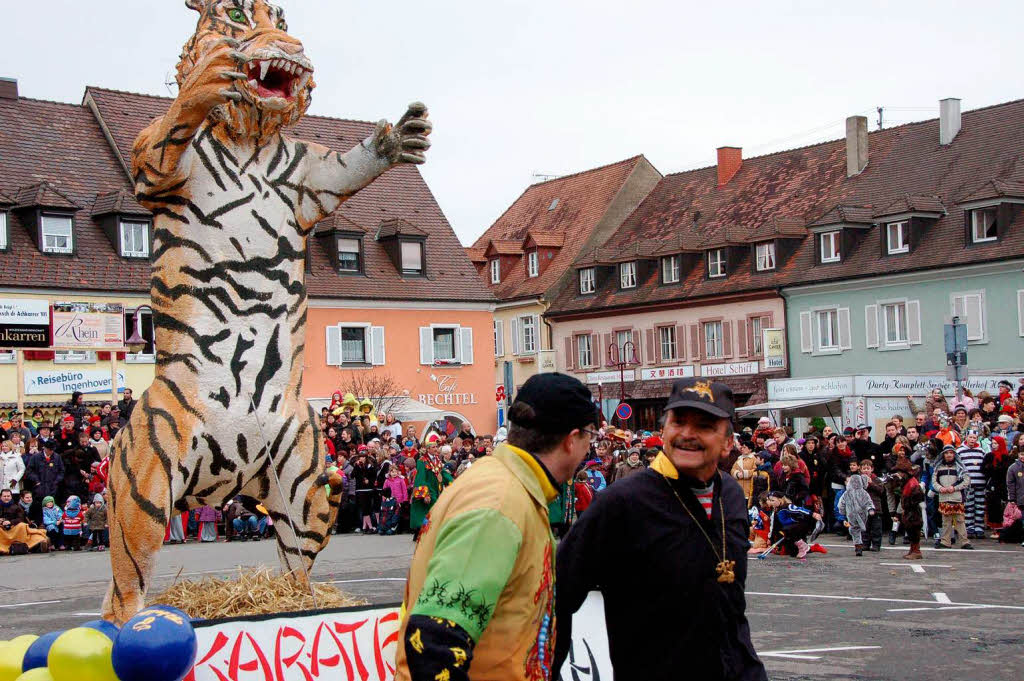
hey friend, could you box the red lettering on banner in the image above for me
[276,627,313,681]
[188,612,401,681]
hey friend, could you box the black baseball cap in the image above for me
[510,373,600,434]
[663,378,734,419]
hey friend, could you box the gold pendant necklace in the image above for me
[664,476,735,584]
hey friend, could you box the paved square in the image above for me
[2,534,1022,680]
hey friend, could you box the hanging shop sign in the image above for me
[700,361,759,378]
[52,301,125,349]
[25,368,127,396]
[418,373,478,406]
[0,298,51,347]
[762,328,786,370]
[585,370,635,384]
[639,366,695,381]
[767,376,855,401]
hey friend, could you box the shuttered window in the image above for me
[659,326,677,361]
[326,324,385,366]
[419,326,474,365]
[704,321,724,359]
[951,292,986,342]
[494,320,504,356]
[577,334,593,368]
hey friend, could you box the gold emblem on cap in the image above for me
[683,380,714,401]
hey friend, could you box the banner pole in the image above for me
[110,350,119,405]
[15,349,24,413]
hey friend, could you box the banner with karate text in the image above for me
[183,592,611,681]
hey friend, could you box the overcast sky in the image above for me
[4,1,1021,245]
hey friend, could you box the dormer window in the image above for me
[120,220,150,259]
[619,261,637,289]
[707,249,726,278]
[820,230,841,263]
[579,267,595,294]
[41,214,73,254]
[886,221,909,254]
[970,207,998,243]
[527,250,539,277]
[755,242,775,271]
[490,258,500,284]
[0,211,7,250]
[337,237,362,273]
[661,255,680,284]
[400,241,423,274]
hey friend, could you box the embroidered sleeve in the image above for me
[410,507,522,641]
[412,485,431,501]
[404,615,474,681]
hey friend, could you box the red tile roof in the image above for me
[523,231,565,248]
[91,188,150,217]
[14,181,81,210]
[0,95,151,290]
[549,97,1024,316]
[873,194,946,218]
[0,85,490,302]
[463,247,487,264]
[471,155,649,300]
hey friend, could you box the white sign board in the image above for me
[762,327,786,370]
[700,361,759,378]
[25,369,126,396]
[585,370,635,384]
[854,374,1021,397]
[767,376,855,401]
[187,604,401,681]
[639,365,695,381]
[0,299,49,325]
[558,592,612,681]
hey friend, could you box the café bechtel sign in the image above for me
[418,373,479,407]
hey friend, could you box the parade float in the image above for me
[1,0,428,677]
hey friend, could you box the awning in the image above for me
[736,397,840,418]
[307,396,445,422]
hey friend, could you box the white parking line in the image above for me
[932,592,953,604]
[879,562,952,574]
[759,645,881,660]
[0,600,62,609]
[323,578,406,584]
[747,591,1024,611]
[819,543,1014,554]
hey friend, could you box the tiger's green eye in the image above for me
[277,20,287,30]
[227,8,247,24]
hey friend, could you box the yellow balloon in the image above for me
[47,629,115,681]
[0,636,38,681]
[14,669,53,681]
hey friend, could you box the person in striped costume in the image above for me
[956,428,987,537]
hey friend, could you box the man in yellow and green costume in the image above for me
[395,373,600,681]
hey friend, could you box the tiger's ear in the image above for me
[185,0,207,11]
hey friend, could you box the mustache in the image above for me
[670,439,703,450]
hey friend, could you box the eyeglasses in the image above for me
[581,428,600,442]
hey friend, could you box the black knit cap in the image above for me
[664,377,734,419]
[510,373,600,434]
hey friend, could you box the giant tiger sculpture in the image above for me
[102,0,431,624]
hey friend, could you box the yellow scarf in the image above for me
[506,444,559,502]
[649,451,678,479]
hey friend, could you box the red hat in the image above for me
[62,414,75,424]
[643,435,663,448]
[1002,402,1018,416]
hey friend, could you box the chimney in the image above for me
[940,98,961,146]
[716,147,742,187]
[0,78,17,100]
[845,115,868,177]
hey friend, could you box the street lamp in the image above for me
[607,339,639,425]
[125,304,154,354]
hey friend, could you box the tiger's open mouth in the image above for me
[244,55,312,103]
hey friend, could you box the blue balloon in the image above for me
[22,631,65,672]
[112,607,197,681]
[81,620,120,641]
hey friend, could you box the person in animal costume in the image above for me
[102,0,431,624]
[358,398,379,427]
[339,392,359,417]
[328,390,345,416]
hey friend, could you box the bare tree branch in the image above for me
[335,371,403,417]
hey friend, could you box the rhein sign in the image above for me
[52,301,125,349]
[0,299,50,348]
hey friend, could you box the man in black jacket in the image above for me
[554,378,766,681]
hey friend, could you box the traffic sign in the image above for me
[615,402,632,421]
[944,322,968,355]
[495,385,506,403]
